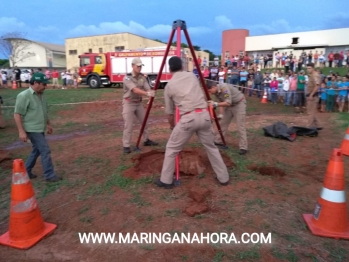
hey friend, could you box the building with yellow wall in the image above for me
[65,32,208,71]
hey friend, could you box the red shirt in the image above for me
[52,71,59,78]
[270,80,278,89]
[197,58,202,65]
[328,54,334,61]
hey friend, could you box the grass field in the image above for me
[1,85,349,261]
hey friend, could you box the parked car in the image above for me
[20,69,31,82]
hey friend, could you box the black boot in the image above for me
[144,139,158,146]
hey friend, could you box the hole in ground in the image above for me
[123,148,236,179]
[247,165,286,177]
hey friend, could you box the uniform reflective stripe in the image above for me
[344,134,349,140]
[320,187,346,203]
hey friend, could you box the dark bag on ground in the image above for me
[262,122,318,142]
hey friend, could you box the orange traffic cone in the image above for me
[12,80,17,90]
[0,159,57,249]
[340,127,349,156]
[303,148,349,239]
[261,90,268,104]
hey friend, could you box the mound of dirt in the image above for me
[185,186,210,217]
[185,203,209,217]
[123,148,236,179]
[188,186,210,203]
[247,164,286,177]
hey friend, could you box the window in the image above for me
[292,37,299,44]
[99,48,103,53]
[69,50,77,55]
[94,56,102,64]
[88,48,92,53]
[115,46,125,51]
[80,57,91,67]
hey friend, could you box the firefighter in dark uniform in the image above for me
[122,57,158,154]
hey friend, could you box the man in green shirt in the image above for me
[14,72,61,182]
[296,70,306,110]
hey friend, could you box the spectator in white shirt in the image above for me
[283,75,291,106]
[61,71,66,89]
[65,70,72,89]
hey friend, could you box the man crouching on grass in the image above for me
[14,72,62,182]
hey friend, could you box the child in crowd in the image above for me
[264,73,272,101]
[218,67,225,84]
[277,75,284,104]
[319,82,327,112]
[338,76,348,112]
[326,78,336,112]
[270,77,279,104]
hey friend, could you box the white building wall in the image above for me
[245,28,349,51]
[10,42,47,68]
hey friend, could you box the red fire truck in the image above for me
[78,47,188,89]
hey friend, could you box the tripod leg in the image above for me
[183,29,228,148]
[174,25,182,186]
[135,29,176,150]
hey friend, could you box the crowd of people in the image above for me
[221,50,349,70]
[195,61,349,113]
[0,67,80,89]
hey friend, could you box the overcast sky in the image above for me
[0,0,349,57]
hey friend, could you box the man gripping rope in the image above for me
[122,57,158,154]
[207,81,248,155]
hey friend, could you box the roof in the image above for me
[246,27,349,38]
[272,44,329,50]
[65,32,163,43]
[34,41,65,53]
[4,38,65,53]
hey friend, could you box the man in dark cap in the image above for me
[14,72,61,182]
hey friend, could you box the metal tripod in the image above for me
[135,19,227,185]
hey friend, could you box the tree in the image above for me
[0,32,35,67]
[171,41,189,49]
[193,45,201,51]
[152,39,166,44]
[0,59,9,67]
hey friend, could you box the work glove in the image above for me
[147,90,155,97]
[217,114,223,120]
[208,100,218,109]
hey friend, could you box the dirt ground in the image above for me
[1,89,349,261]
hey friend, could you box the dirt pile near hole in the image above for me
[247,165,286,177]
[185,186,210,217]
[123,148,236,179]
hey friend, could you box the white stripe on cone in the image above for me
[12,172,30,185]
[344,134,349,140]
[320,187,346,203]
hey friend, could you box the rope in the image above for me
[1,99,122,108]
[203,78,348,94]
